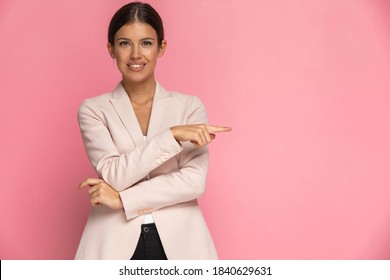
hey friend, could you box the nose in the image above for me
[130,45,141,59]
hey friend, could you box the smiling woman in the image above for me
[75,2,231,260]
[108,21,166,88]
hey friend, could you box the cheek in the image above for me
[147,53,160,63]
[143,48,159,59]
[116,51,129,62]
[115,55,129,73]
[111,47,128,59]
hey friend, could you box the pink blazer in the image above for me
[75,82,218,259]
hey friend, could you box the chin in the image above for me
[123,75,153,85]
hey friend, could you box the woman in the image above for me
[75,2,231,260]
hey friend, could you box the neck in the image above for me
[122,78,156,104]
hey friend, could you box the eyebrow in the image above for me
[116,37,156,41]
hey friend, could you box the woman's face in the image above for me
[108,21,166,86]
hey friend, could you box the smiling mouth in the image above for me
[127,63,146,71]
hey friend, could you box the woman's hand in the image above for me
[78,178,123,209]
[170,124,231,147]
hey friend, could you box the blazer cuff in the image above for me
[150,128,183,168]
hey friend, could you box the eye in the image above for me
[141,41,153,47]
[119,41,130,47]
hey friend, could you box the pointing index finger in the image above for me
[206,125,232,133]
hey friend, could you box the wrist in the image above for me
[170,126,177,138]
[115,192,124,210]
[170,126,181,145]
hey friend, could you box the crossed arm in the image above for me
[78,97,231,219]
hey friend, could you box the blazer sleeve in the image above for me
[77,100,183,191]
[119,96,210,220]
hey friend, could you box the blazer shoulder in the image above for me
[168,90,206,111]
[168,89,197,101]
[79,92,113,109]
[77,91,114,117]
[165,89,207,123]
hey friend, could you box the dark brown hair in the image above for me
[108,2,164,46]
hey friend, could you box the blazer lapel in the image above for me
[109,82,172,146]
[147,82,172,138]
[109,83,144,146]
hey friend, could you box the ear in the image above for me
[157,40,167,58]
[107,42,116,59]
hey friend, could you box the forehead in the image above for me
[115,21,157,39]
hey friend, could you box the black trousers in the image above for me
[131,223,168,260]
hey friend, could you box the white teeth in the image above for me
[129,64,143,69]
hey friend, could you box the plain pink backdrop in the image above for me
[1,0,390,259]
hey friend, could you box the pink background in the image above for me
[1,0,390,259]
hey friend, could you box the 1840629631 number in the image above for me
[212,266,272,276]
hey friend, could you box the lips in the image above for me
[127,63,146,71]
